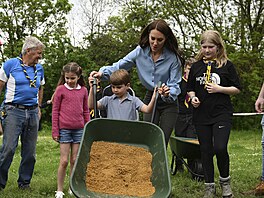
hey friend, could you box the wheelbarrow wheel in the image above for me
[189,159,204,181]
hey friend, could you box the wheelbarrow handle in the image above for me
[151,81,162,123]
[92,77,98,118]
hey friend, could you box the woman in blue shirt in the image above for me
[90,19,184,147]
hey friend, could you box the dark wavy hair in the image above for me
[139,19,185,65]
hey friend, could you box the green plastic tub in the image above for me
[70,118,171,198]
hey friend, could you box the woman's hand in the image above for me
[158,83,170,97]
[89,71,102,78]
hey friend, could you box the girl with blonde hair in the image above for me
[187,30,241,198]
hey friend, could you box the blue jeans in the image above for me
[0,105,39,188]
[59,129,83,143]
[261,115,264,181]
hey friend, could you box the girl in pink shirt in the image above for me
[52,62,90,198]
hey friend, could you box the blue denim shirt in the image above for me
[99,45,182,102]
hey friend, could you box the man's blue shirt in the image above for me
[0,58,45,106]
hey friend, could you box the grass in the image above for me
[0,123,262,197]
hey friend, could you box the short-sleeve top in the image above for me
[0,57,45,106]
[99,93,144,120]
[186,60,241,125]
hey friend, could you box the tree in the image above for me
[0,0,72,60]
[154,0,263,114]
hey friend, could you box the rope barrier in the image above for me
[233,112,264,116]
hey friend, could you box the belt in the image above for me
[6,103,38,110]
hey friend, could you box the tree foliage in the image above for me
[0,0,263,126]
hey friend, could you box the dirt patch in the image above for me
[86,141,155,197]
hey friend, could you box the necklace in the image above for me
[203,58,216,89]
[17,57,37,87]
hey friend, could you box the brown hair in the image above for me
[139,19,185,66]
[57,62,86,86]
[195,30,228,68]
[185,58,196,69]
[110,69,130,86]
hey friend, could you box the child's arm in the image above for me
[88,77,102,110]
[88,85,94,109]
[140,84,170,113]
[140,87,158,113]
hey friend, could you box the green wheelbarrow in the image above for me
[70,118,171,198]
[169,136,204,181]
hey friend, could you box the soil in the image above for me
[86,141,155,197]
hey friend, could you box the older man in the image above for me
[0,36,45,190]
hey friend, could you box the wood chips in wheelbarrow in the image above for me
[86,141,155,197]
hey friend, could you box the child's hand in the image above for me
[88,76,95,87]
[205,82,220,93]
[53,136,59,143]
[191,96,201,108]
[158,83,170,97]
[88,76,100,87]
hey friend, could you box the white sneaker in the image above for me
[68,188,73,195]
[55,191,64,198]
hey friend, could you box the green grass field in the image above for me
[0,123,262,198]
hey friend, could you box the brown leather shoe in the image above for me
[255,181,264,196]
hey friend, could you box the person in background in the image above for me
[174,58,197,172]
[187,30,241,198]
[90,19,184,147]
[88,69,165,120]
[0,36,45,190]
[254,82,264,196]
[52,62,90,198]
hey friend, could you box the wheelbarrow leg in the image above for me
[170,153,177,175]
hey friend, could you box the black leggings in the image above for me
[195,122,231,183]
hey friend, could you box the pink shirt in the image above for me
[52,84,90,138]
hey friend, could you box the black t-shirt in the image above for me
[186,60,241,125]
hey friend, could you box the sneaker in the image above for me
[203,183,216,198]
[255,181,264,196]
[55,191,64,198]
[18,184,30,190]
[219,176,233,197]
[68,188,73,195]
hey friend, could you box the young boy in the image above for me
[88,69,166,120]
